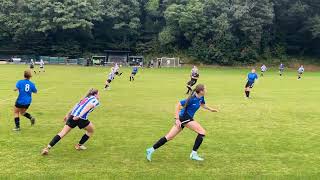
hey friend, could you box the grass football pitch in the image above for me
[0,65,319,179]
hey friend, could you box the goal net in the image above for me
[156,57,181,68]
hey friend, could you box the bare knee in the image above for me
[165,135,173,141]
[86,124,94,136]
[198,129,206,136]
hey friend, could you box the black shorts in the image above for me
[245,81,254,88]
[115,72,119,75]
[131,72,137,76]
[178,113,194,129]
[15,102,30,109]
[40,66,44,69]
[187,78,197,87]
[107,79,112,83]
[30,65,34,69]
[66,116,90,129]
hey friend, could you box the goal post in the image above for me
[157,57,181,68]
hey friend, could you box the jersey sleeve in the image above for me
[32,84,37,93]
[201,97,206,104]
[90,99,100,107]
[15,81,20,89]
[180,99,187,106]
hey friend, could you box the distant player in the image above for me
[146,84,218,161]
[260,64,267,77]
[104,68,115,90]
[297,65,304,80]
[113,63,123,76]
[13,70,37,131]
[41,88,100,155]
[130,66,139,81]
[39,59,45,73]
[244,68,258,98]
[186,66,199,94]
[279,63,285,76]
[30,59,36,74]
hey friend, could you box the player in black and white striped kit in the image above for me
[186,66,199,94]
[39,59,45,73]
[104,68,116,90]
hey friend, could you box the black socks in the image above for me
[79,134,90,145]
[105,84,109,89]
[49,135,61,147]
[193,134,205,151]
[186,86,192,94]
[14,117,20,128]
[245,91,250,98]
[23,113,32,120]
[153,137,168,149]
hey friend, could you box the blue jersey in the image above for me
[71,96,100,120]
[132,67,138,73]
[247,73,258,83]
[179,96,205,118]
[16,79,37,105]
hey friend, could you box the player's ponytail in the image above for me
[85,88,99,98]
[184,84,205,108]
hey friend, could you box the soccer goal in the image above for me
[156,57,181,68]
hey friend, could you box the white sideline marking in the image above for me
[0,87,56,102]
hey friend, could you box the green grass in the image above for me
[0,65,319,179]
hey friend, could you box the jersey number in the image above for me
[25,84,30,92]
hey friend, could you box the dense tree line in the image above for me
[0,0,319,64]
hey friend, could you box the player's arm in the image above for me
[201,104,218,112]
[175,102,183,126]
[64,108,74,122]
[14,82,19,91]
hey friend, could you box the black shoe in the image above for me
[30,117,36,126]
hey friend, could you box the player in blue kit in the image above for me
[245,68,258,98]
[130,66,138,81]
[146,84,218,161]
[13,70,37,131]
[41,88,100,155]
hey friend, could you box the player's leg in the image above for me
[42,125,73,155]
[146,125,182,161]
[13,107,21,131]
[185,121,206,161]
[76,122,94,150]
[186,79,194,94]
[105,79,111,90]
[244,83,250,98]
[20,108,35,126]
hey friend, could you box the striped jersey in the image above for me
[114,64,120,72]
[71,96,100,120]
[108,71,115,80]
[261,65,267,72]
[40,60,44,68]
[298,67,304,73]
[191,68,199,77]
[279,64,284,70]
